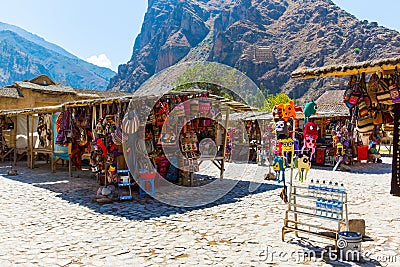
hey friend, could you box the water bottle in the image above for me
[333,182,339,200]
[320,198,327,217]
[315,180,320,198]
[339,183,346,203]
[328,181,333,199]
[326,200,333,218]
[316,198,322,216]
[321,180,327,193]
[308,179,314,197]
[332,200,338,219]
[337,201,343,220]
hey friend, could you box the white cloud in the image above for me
[86,54,113,69]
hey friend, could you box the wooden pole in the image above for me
[26,115,30,168]
[391,104,400,196]
[30,114,34,169]
[220,107,230,179]
[50,113,55,173]
[13,116,17,166]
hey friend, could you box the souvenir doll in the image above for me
[295,154,311,182]
[304,100,318,123]
[272,155,286,183]
[283,101,296,121]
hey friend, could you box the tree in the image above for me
[172,62,264,109]
[262,93,292,112]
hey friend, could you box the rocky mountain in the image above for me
[0,22,115,90]
[109,0,400,102]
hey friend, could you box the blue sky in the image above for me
[1,1,399,71]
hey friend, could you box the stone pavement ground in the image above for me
[0,158,399,267]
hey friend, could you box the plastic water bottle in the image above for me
[337,201,343,220]
[339,183,346,203]
[308,179,314,197]
[321,180,327,193]
[339,183,346,194]
[326,200,333,218]
[320,198,327,217]
[316,198,322,216]
[328,181,333,199]
[333,182,339,199]
[332,200,338,219]
[315,180,320,198]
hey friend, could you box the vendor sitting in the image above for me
[368,144,382,163]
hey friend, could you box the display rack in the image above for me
[282,183,349,242]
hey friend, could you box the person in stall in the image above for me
[368,143,382,163]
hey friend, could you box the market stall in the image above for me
[124,88,257,189]
[226,112,274,165]
[292,56,400,196]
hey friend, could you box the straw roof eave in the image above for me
[292,56,400,79]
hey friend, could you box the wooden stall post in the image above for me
[26,115,30,168]
[13,116,17,166]
[220,107,230,179]
[30,114,35,169]
[50,113,55,173]
[391,104,400,196]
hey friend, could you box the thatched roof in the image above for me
[13,81,76,94]
[292,56,400,79]
[73,88,134,99]
[315,90,345,105]
[226,112,272,121]
[0,87,22,99]
[0,96,135,116]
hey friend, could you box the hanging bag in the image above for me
[389,67,400,103]
[372,110,383,125]
[367,73,379,104]
[356,116,374,133]
[376,74,392,104]
[122,110,140,134]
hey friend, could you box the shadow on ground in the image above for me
[287,238,382,267]
[0,162,280,221]
[311,160,392,175]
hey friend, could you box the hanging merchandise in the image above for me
[301,121,319,159]
[273,155,286,183]
[272,103,284,122]
[294,154,311,182]
[356,115,374,133]
[367,73,379,104]
[372,109,384,126]
[282,101,296,121]
[37,113,52,148]
[275,120,290,139]
[389,67,400,103]
[303,100,318,123]
[122,110,140,134]
[376,74,392,105]
[280,138,294,166]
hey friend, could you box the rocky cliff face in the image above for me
[109,0,400,101]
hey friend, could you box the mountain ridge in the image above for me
[109,0,400,101]
[0,22,115,90]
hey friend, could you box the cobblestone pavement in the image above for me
[0,158,399,267]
